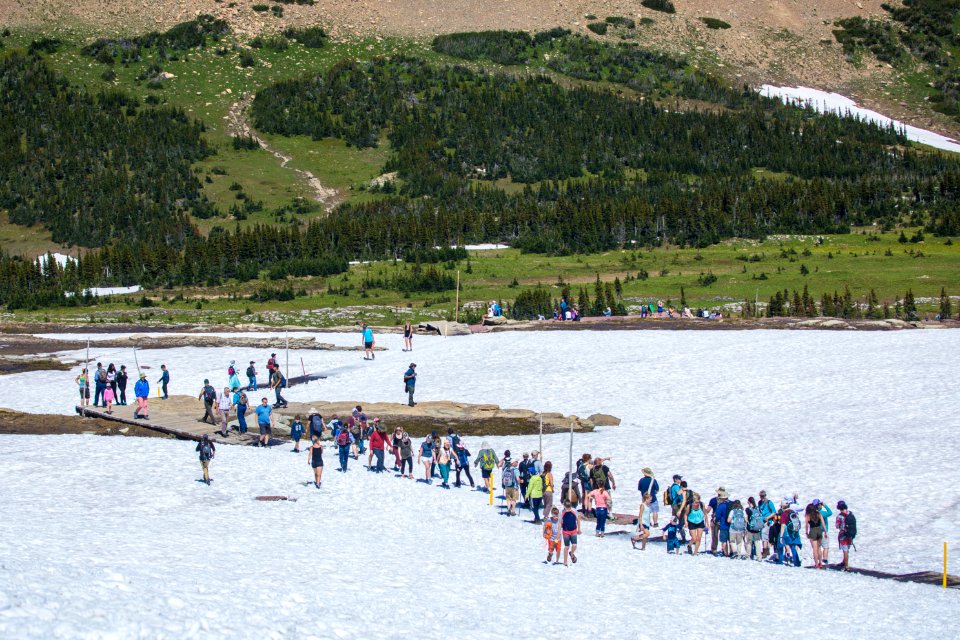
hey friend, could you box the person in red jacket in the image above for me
[368,419,390,473]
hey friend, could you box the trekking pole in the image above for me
[133,346,141,376]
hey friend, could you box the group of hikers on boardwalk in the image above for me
[75,361,166,420]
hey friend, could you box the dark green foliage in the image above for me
[0,53,211,247]
[511,286,553,320]
[271,5,284,17]
[361,263,456,293]
[641,0,676,14]
[81,15,228,62]
[252,4,269,11]
[903,288,918,320]
[939,287,952,319]
[697,271,718,286]
[251,35,289,51]
[28,38,62,54]
[432,31,533,65]
[586,23,608,36]
[232,135,260,150]
[239,51,255,67]
[403,247,468,264]
[282,26,328,48]
[832,17,906,64]
[605,16,636,29]
[701,17,731,30]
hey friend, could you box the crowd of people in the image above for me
[194,416,859,571]
[76,361,157,419]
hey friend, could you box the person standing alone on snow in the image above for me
[157,364,170,400]
[403,363,417,407]
[361,323,375,360]
[196,434,215,485]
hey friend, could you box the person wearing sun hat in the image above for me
[638,467,660,527]
[133,372,150,420]
[708,486,731,556]
[308,407,324,441]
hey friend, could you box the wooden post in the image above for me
[285,330,289,379]
[133,346,141,376]
[538,412,543,462]
[567,419,574,504]
[455,269,460,323]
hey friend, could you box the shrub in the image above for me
[587,22,608,36]
[239,50,255,67]
[606,16,636,29]
[432,31,533,65]
[511,286,553,320]
[641,0,676,14]
[283,26,328,48]
[252,4,269,11]
[701,17,731,30]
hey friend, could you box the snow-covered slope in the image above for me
[1,329,959,636]
[0,433,957,639]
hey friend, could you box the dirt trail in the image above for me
[226,94,341,210]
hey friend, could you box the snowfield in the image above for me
[1,330,959,637]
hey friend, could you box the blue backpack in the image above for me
[502,466,517,488]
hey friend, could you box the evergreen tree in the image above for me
[903,289,918,321]
[680,285,687,307]
[577,286,590,314]
[939,287,952,320]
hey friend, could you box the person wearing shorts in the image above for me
[361,323,375,360]
[255,398,273,447]
[473,442,499,491]
[561,503,581,566]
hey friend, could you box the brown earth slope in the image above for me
[0,1,954,136]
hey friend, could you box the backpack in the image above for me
[246,366,255,377]
[481,450,495,470]
[97,369,107,383]
[591,465,608,488]
[336,430,350,446]
[449,433,461,450]
[279,374,287,388]
[747,507,763,533]
[519,460,532,481]
[730,508,747,532]
[663,488,672,506]
[238,392,248,405]
[786,511,801,536]
[200,441,214,460]
[502,466,517,488]
[842,511,857,540]
[203,386,216,403]
[577,462,591,483]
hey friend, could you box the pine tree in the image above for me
[577,286,590,313]
[903,289,918,321]
[939,287,952,320]
[680,286,687,307]
[792,290,802,317]
[614,276,622,299]
[821,293,834,317]
[592,274,605,316]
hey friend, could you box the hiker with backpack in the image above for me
[133,373,150,420]
[93,363,107,408]
[541,461,555,515]
[777,501,803,567]
[308,408,324,442]
[665,474,683,518]
[233,389,249,435]
[454,441,474,488]
[518,453,532,508]
[307,435,324,488]
[526,469,544,523]
[501,453,520,515]
[745,497,764,561]
[270,368,287,408]
[335,424,354,472]
[576,454,593,512]
[637,467,660,528]
[217,386,232,437]
[369,421,390,473]
[727,499,748,558]
[561,501,581,565]
[403,363,416,407]
[196,434,215,485]
[835,501,856,571]
[198,380,217,425]
[227,361,241,393]
[398,431,414,478]
[418,433,436,483]
[686,494,707,555]
[708,487,731,556]
[757,490,777,559]
[805,502,827,569]
[246,361,257,391]
[560,472,581,508]
[473,442,499,492]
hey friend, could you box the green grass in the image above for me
[14,229,960,325]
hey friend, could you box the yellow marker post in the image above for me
[945,542,948,589]
[489,476,494,506]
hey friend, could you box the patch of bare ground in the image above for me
[0,409,173,437]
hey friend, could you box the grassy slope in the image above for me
[1,28,958,323]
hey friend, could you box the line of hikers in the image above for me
[195,420,858,571]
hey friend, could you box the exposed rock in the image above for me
[418,321,472,336]
[587,413,621,427]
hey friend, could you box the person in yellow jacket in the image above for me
[525,471,545,523]
[542,461,555,516]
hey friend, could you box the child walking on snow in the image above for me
[543,507,562,564]
[663,517,683,554]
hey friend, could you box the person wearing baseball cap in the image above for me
[403,362,417,407]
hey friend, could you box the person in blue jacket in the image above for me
[157,364,170,400]
[815,499,834,566]
[335,425,354,472]
[290,415,304,453]
[133,372,150,419]
[638,467,661,527]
